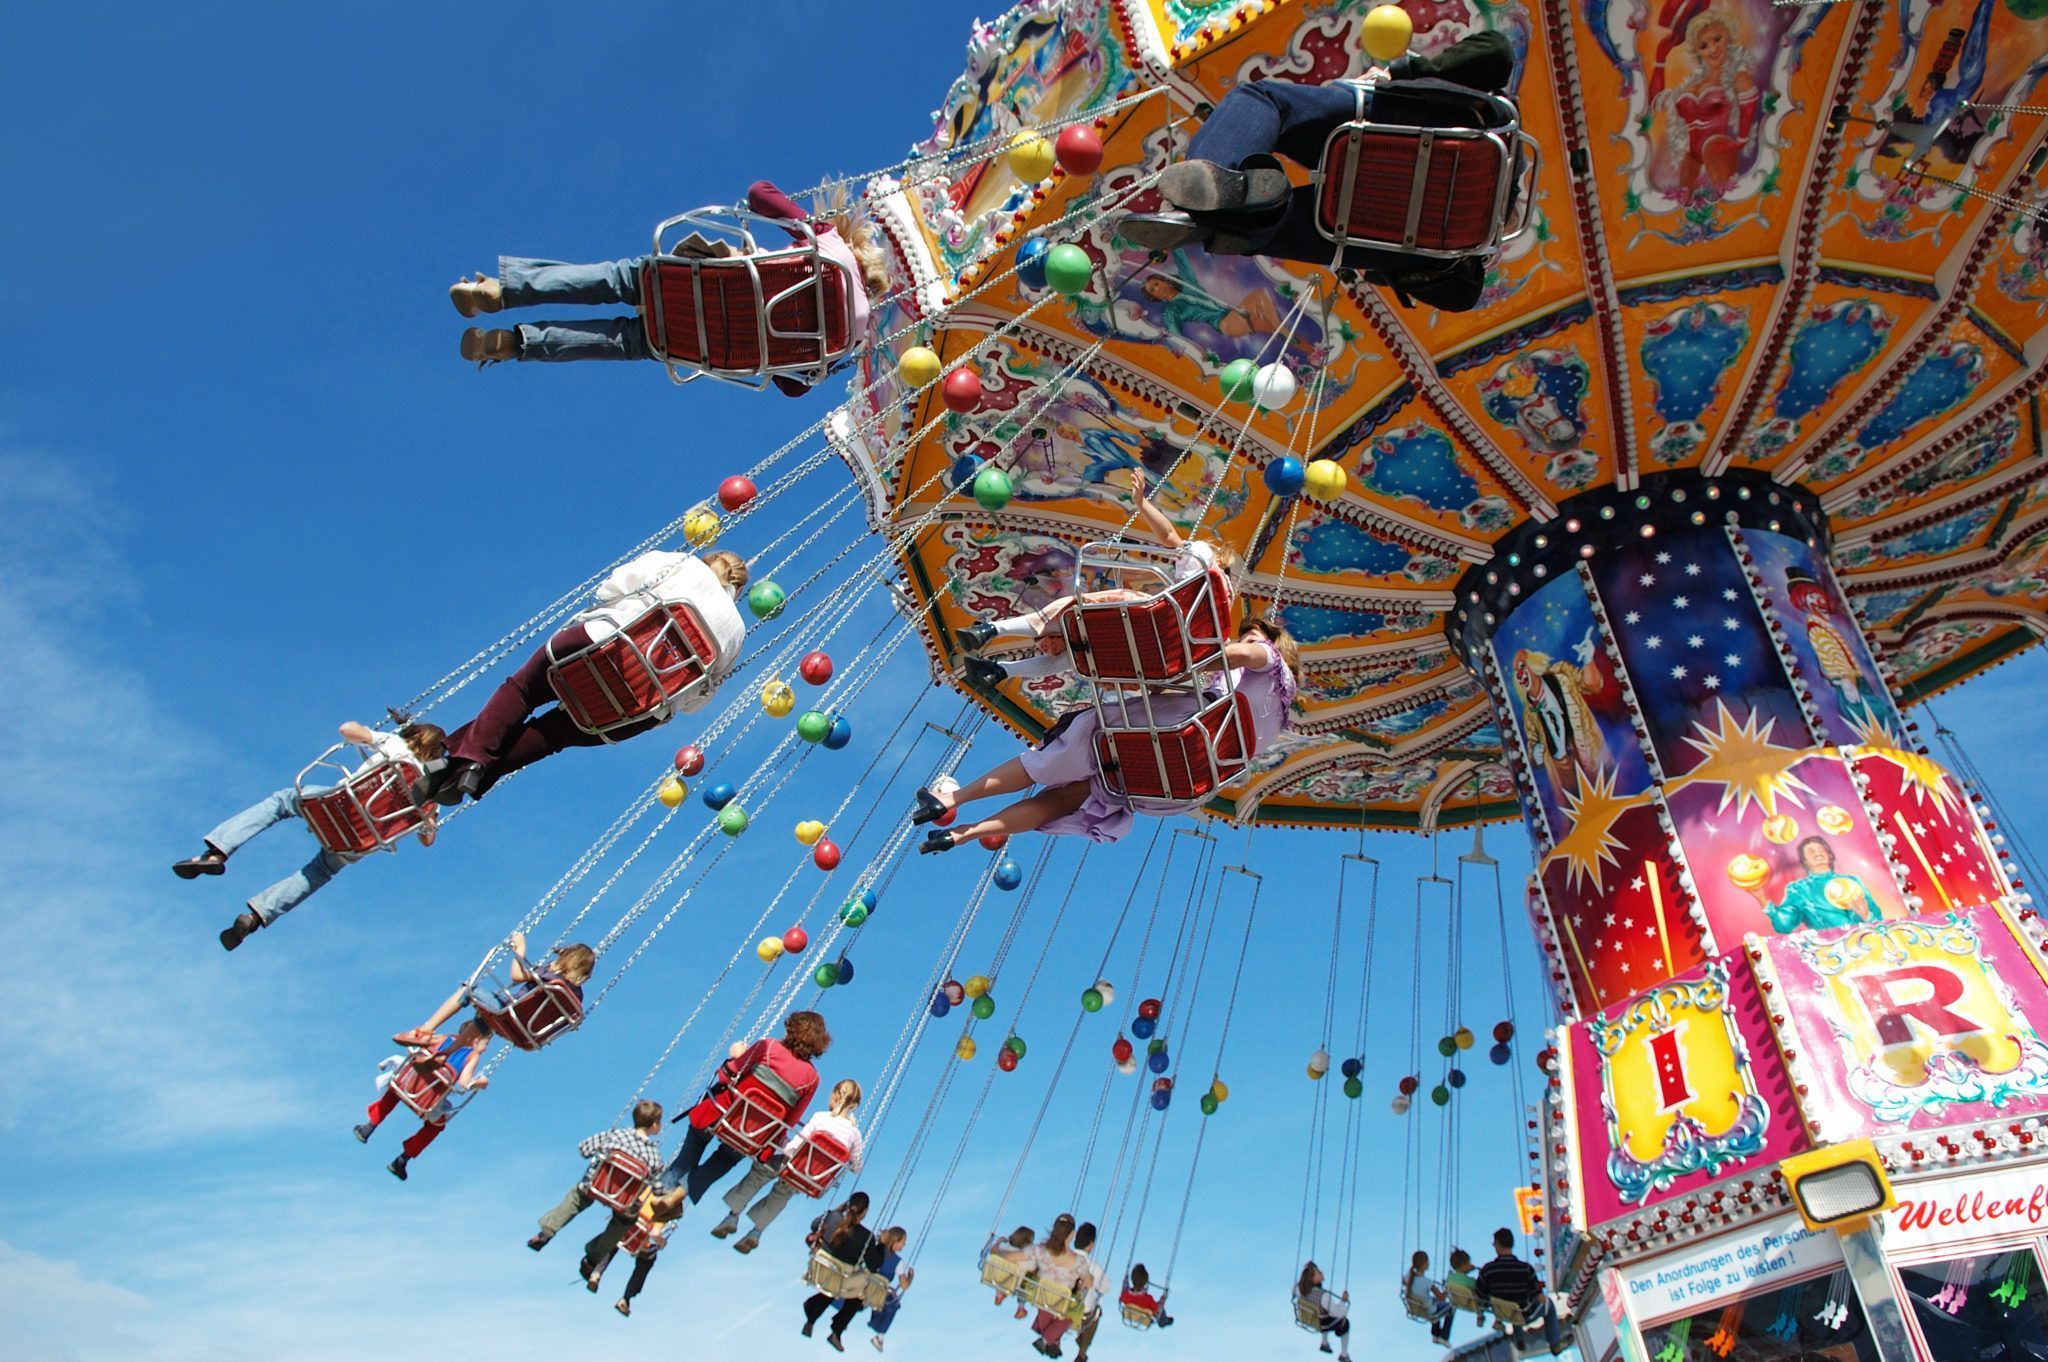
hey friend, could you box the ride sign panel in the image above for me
[1621,1213,1841,1322]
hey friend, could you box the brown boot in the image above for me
[220,910,261,952]
[460,328,519,365]
[449,273,503,317]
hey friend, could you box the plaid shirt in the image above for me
[577,1127,663,1183]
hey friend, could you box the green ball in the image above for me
[1199,1093,1219,1116]
[797,710,831,743]
[1004,1036,1027,1058]
[1081,987,1104,1013]
[1343,1076,1363,1099]
[971,994,996,1020]
[717,804,749,835]
[1044,243,1093,296]
[1437,1036,1458,1058]
[839,903,869,928]
[1219,358,1257,403]
[1430,1084,1451,1106]
[747,581,787,620]
[973,466,1013,511]
[814,962,839,988]
[1147,1037,1166,1055]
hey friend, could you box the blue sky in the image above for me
[5,5,2047,1362]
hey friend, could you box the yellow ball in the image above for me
[1008,131,1056,181]
[658,778,687,809]
[899,345,943,389]
[762,681,796,718]
[964,974,992,999]
[1361,3,1413,63]
[757,936,785,963]
[1210,1079,1229,1103]
[1304,458,1348,502]
[684,506,722,548]
[795,820,827,846]
[955,1035,979,1061]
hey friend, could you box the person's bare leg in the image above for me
[946,781,1091,843]
[936,757,1035,812]
[394,986,468,1045]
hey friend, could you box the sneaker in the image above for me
[1319,1345,1333,1355]
[387,1155,409,1181]
[735,1232,760,1254]
[352,1123,375,1144]
[1158,156,1289,213]
[527,1234,550,1251]
[711,1212,741,1239]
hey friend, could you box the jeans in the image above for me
[535,1183,595,1240]
[870,1291,902,1335]
[723,1157,799,1232]
[446,623,661,794]
[497,256,652,363]
[657,1122,746,1201]
[1513,1297,1562,1350]
[205,787,350,925]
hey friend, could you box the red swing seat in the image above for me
[545,601,722,740]
[466,943,586,1052]
[295,743,427,857]
[641,206,857,388]
[389,1051,461,1119]
[1313,79,1536,259]
[588,1148,655,1214]
[710,1062,804,1160]
[616,1216,661,1256]
[1056,542,1234,686]
[1093,689,1256,811]
[777,1130,854,1199]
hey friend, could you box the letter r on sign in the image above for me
[1849,964,1980,1048]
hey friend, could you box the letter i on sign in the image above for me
[1649,1025,1692,1112]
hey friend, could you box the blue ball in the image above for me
[1147,1049,1170,1073]
[1150,1090,1172,1111]
[823,716,853,751]
[1340,1057,1363,1079]
[1447,1067,1467,1089]
[1489,1042,1512,1067]
[949,456,980,493]
[1130,1015,1156,1040]
[836,957,854,985]
[993,858,1024,891]
[1264,456,1307,497]
[930,996,951,1018]
[702,781,737,810]
[1016,237,1050,290]
[856,889,878,910]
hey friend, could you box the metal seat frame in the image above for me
[806,1247,890,1309]
[776,1130,853,1199]
[464,943,585,1052]
[388,1048,476,1122]
[588,1148,654,1215]
[545,599,720,740]
[709,1064,804,1161]
[295,743,430,857]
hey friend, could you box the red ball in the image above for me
[936,806,958,827]
[996,1048,1021,1072]
[1111,1037,1134,1063]
[1055,125,1104,176]
[978,832,1008,851]
[717,475,757,511]
[1493,1020,1516,1043]
[1398,1075,1420,1095]
[781,927,809,954]
[1137,998,1162,1021]
[673,745,706,777]
[813,840,841,871]
[942,368,983,413]
[799,651,834,685]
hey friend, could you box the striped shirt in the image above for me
[577,1127,663,1183]
[1476,1254,1545,1312]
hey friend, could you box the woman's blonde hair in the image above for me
[701,550,749,594]
[552,943,597,983]
[818,182,890,298]
[400,722,448,761]
[829,1078,863,1112]
[1242,617,1301,681]
[1198,538,1242,578]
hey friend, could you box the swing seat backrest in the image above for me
[1093,689,1256,808]
[711,1063,804,1159]
[1059,567,1233,685]
[1119,1303,1157,1328]
[1314,79,1532,258]
[587,1149,654,1214]
[1490,1296,1529,1329]
[390,1052,459,1118]
[1446,1281,1486,1315]
[1402,1289,1436,1321]
[980,1242,1032,1295]
[547,602,721,739]
[474,974,585,1052]
[297,747,426,857]
[777,1130,853,1199]
[1292,1292,1325,1332]
[805,1248,890,1308]
[616,1217,659,1257]
[640,247,853,385]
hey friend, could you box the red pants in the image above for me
[1032,1310,1071,1345]
[367,1086,447,1159]
[447,624,659,794]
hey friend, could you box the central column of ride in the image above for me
[1447,469,2011,1018]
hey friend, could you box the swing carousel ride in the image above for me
[252,0,2048,1358]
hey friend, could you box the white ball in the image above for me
[1093,978,1116,1006]
[1252,362,1297,411]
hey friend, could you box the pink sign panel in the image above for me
[1567,951,1807,1228]
[1753,903,2048,1143]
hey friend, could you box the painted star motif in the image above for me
[1688,635,1705,648]
[1722,588,1739,602]
[1620,962,1631,974]
[1656,552,1672,565]
[1545,767,1634,894]
[1603,912,1617,926]
[1671,701,1817,820]
[1625,611,1642,625]
[1725,653,1741,667]
[1722,617,1740,631]
[1673,595,1691,609]
[1630,875,1645,891]
[1685,563,1702,577]
[1672,664,1689,679]
[1646,635,1663,649]
[1640,572,1657,587]
[1704,674,1722,690]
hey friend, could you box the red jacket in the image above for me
[688,1037,820,1130]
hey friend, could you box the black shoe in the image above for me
[957,621,997,653]
[910,787,950,826]
[528,1234,550,1251]
[1159,156,1289,213]
[388,1155,410,1181]
[219,911,261,952]
[827,1335,845,1353]
[918,829,957,855]
[1120,212,1209,253]
[802,1320,816,1338]
[353,1122,375,1143]
[961,655,1006,689]
[173,849,226,879]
